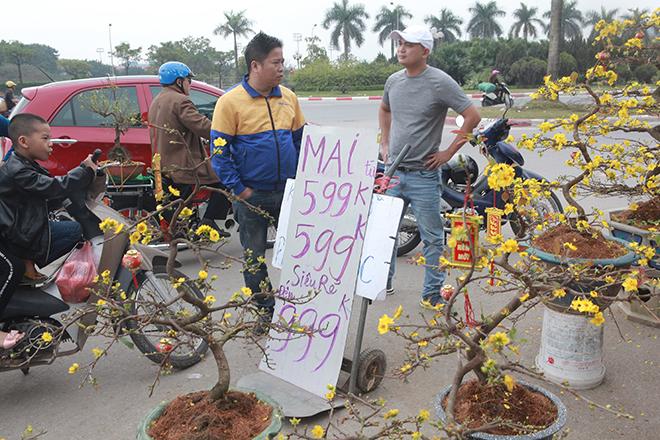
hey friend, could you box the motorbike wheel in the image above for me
[397,207,422,256]
[509,191,562,237]
[124,266,209,369]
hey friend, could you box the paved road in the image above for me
[1,103,659,439]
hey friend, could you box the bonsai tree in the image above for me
[370,12,660,438]
[78,78,141,162]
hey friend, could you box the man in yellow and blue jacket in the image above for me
[211,32,306,331]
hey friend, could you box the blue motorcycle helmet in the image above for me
[158,62,195,85]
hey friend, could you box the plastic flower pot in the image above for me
[527,235,638,313]
[608,209,660,327]
[434,380,567,440]
[136,387,283,440]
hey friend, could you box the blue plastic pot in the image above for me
[136,387,283,440]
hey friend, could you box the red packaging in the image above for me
[56,242,99,303]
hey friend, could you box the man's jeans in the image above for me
[233,189,283,311]
[387,169,446,304]
[46,220,83,266]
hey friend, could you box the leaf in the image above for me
[119,337,134,350]
[509,328,517,340]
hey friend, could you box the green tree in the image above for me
[467,1,506,39]
[213,10,254,83]
[303,36,329,66]
[620,8,653,41]
[1,41,36,87]
[321,0,370,61]
[146,41,188,73]
[372,5,412,59]
[26,43,59,74]
[179,36,218,77]
[425,8,464,45]
[57,59,92,79]
[510,3,544,40]
[113,42,142,75]
[543,0,584,41]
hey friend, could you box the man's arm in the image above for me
[378,101,392,165]
[423,104,481,171]
[180,98,212,139]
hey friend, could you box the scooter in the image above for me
[482,84,514,108]
[0,150,208,373]
[396,103,562,251]
[440,109,562,236]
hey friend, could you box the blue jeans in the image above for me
[233,189,283,311]
[46,221,83,266]
[387,169,446,304]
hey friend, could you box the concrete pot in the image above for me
[434,380,567,440]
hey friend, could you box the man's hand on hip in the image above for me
[423,150,454,171]
[237,187,253,199]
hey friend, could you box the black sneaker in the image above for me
[200,218,231,238]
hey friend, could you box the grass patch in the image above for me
[449,98,592,120]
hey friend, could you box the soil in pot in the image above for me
[611,197,660,231]
[532,225,627,259]
[148,390,273,440]
[443,380,558,436]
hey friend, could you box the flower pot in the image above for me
[434,380,567,440]
[527,235,638,313]
[528,235,638,389]
[608,209,660,327]
[105,161,146,181]
[136,387,283,440]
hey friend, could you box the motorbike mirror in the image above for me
[455,115,465,127]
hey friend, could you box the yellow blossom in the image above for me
[488,331,511,346]
[401,364,411,372]
[168,185,180,196]
[384,409,399,419]
[394,305,403,320]
[500,239,519,254]
[69,363,79,374]
[311,425,324,438]
[622,277,638,292]
[504,375,516,392]
[204,295,216,304]
[520,293,529,303]
[378,314,395,334]
[417,409,430,421]
[590,312,605,327]
[129,231,141,245]
[96,299,107,306]
[42,332,53,342]
[136,222,148,234]
[179,207,193,218]
[209,230,220,242]
[198,270,208,280]
[554,289,566,298]
[241,286,252,296]
[99,218,119,232]
[93,348,103,358]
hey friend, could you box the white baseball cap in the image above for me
[390,25,433,50]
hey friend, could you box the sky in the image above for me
[8,0,659,67]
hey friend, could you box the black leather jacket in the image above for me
[0,152,94,263]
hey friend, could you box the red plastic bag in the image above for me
[56,241,99,303]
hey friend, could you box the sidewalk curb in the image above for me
[298,92,535,102]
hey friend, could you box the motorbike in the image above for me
[0,150,209,373]
[481,84,514,108]
[393,104,562,254]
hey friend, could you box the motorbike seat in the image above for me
[0,287,69,321]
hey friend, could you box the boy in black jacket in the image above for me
[0,113,98,283]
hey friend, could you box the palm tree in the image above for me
[510,3,543,40]
[584,6,619,40]
[213,10,254,83]
[542,0,584,41]
[621,8,652,41]
[322,0,370,61]
[425,8,464,44]
[467,1,506,39]
[372,5,412,59]
[547,0,562,78]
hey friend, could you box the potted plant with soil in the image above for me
[62,129,314,440]
[371,13,659,438]
[78,78,145,181]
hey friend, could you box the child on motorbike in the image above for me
[0,113,98,285]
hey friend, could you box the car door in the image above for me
[46,84,151,175]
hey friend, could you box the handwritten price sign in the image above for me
[261,126,379,398]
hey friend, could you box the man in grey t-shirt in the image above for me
[380,25,481,307]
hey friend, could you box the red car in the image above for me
[3,76,223,176]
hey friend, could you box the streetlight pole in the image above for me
[293,33,302,70]
[108,23,115,76]
[97,48,104,64]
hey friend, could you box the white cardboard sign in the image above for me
[261,126,379,398]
